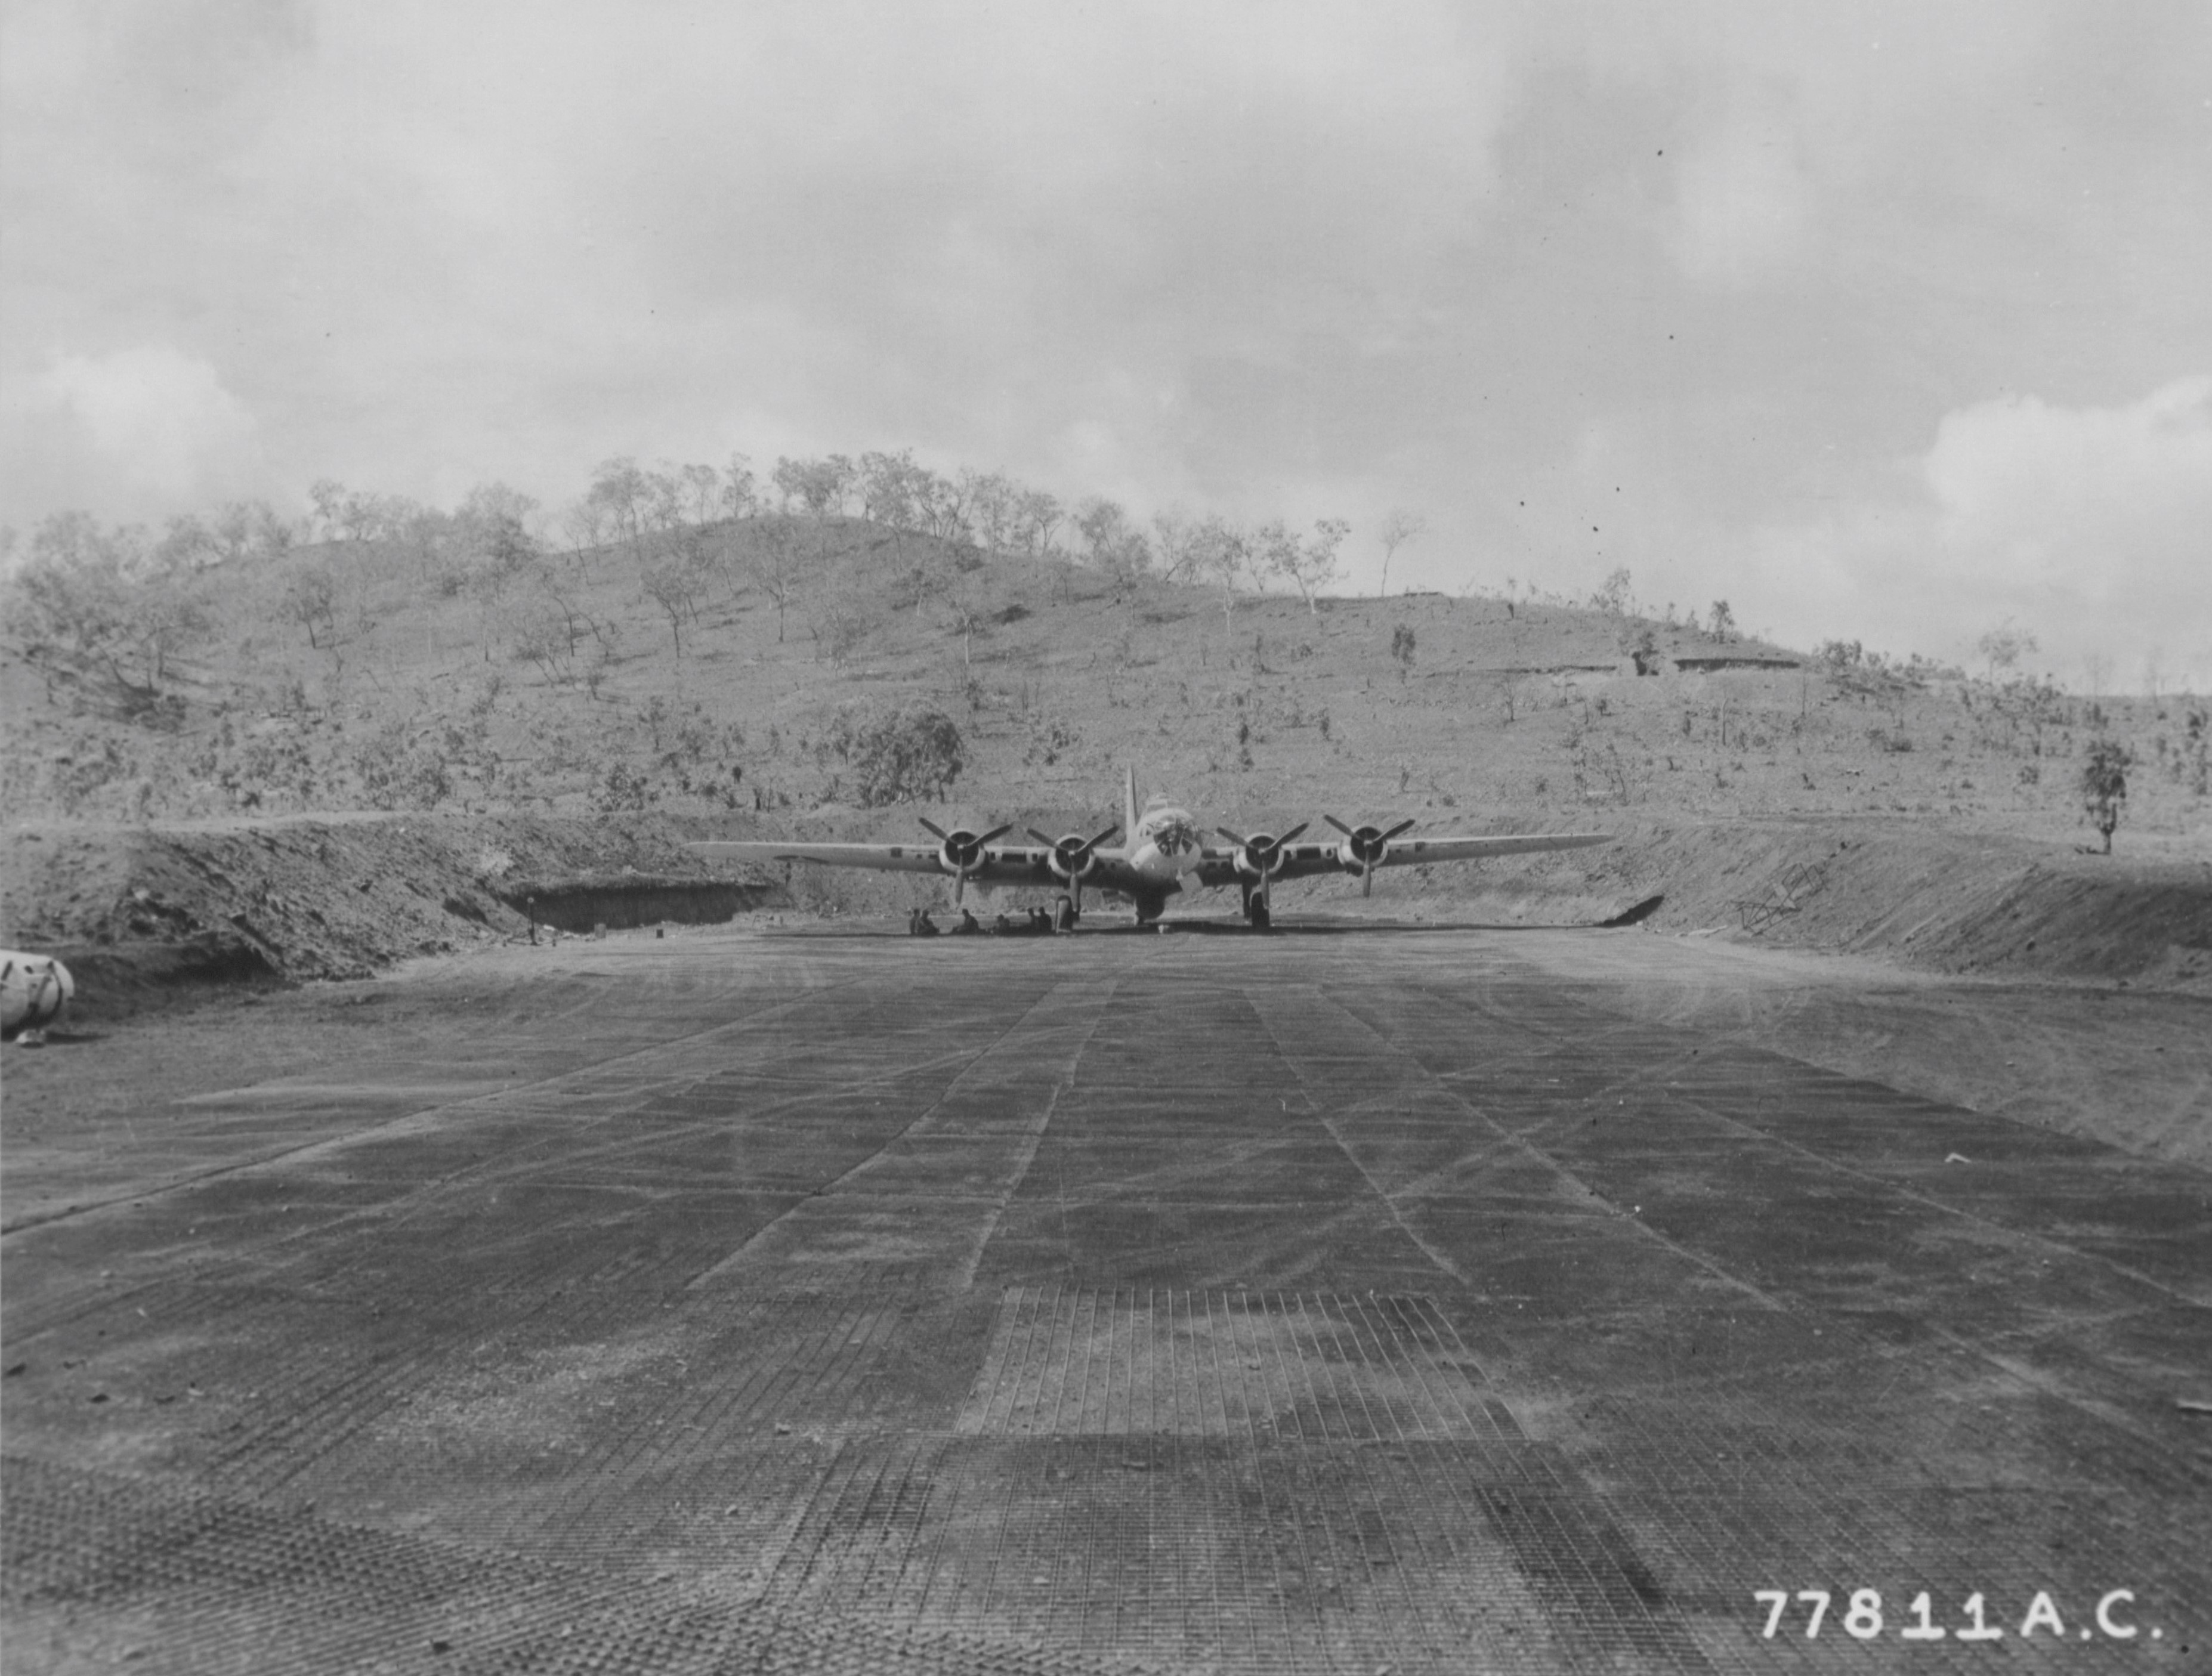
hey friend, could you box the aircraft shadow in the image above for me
[771,895,1664,939]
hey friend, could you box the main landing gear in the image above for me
[1241,890,1272,932]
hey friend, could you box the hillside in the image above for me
[7,511,2205,834]
[5,506,2209,997]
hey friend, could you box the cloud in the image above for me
[4,1,2209,689]
[1669,104,1815,286]
[1924,378,2212,595]
[1743,379,2212,682]
[1,346,262,520]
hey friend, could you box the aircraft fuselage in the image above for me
[1120,806,1204,892]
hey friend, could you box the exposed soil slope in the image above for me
[1586,818,2212,988]
[6,805,2205,1023]
[0,814,778,1016]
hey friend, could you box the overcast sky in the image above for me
[4,1,2207,687]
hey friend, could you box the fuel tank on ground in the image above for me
[2,951,74,1038]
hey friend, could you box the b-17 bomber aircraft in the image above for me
[688,768,1611,929]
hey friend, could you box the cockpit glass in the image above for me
[1145,814,1198,856]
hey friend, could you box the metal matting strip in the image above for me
[955,1290,1511,1440]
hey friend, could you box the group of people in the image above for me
[907,904,1061,937]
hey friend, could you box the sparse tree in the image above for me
[932,559,998,670]
[209,502,258,563]
[917,468,971,542]
[641,464,686,535]
[282,564,339,649]
[458,483,542,592]
[149,513,216,570]
[1190,514,1255,631]
[389,500,454,592]
[197,500,295,565]
[746,517,810,642]
[308,478,349,540]
[340,488,408,543]
[677,462,721,525]
[771,454,856,517]
[1073,497,1151,589]
[586,456,651,558]
[2080,738,2130,854]
[560,497,613,567]
[1377,508,1426,597]
[1151,509,1200,583]
[1709,599,1737,642]
[1978,620,2038,681]
[857,449,929,531]
[1259,517,1349,616]
[721,453,761,521]
[808,586,876,665]
[960,468,1021,552]
[1014,488,1062,555]
[1073,496,1130,561]
[537,575,608,660]
[508,598,576,686]
[1592,565,1633,616]
[641,558,705,655]
[5,514,209,709]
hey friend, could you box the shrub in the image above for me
[826,705,965,805]
[2078,738,2130,854]
[353,721,453,811]
[593,760,659,812]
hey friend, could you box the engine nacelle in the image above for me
[935,828,988,876]
[1230,833,1292,878]
[1336,827,1387,871]
[1331,817,1413,874]
[1045,834,1105,883]
[1215,823,1306,880]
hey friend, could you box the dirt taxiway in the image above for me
[3,922,2207,1672]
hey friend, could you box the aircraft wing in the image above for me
[1192,831,1611,888]
[1190,843,1332,889]
[688,839,1058,887]
[1357,831,1614,869]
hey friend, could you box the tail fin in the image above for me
[1123,765,1139,842]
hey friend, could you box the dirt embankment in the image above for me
[1581,818,2212,989]
[4,811,2205,1010]
[0,813,787,1015]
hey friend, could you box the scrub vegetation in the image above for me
[4,447,2208,995]
[4,450,2204,854]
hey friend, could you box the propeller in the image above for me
[1025,823,1120,916]
[1323,815,1416,896]
[1215,823,1309,918]
[918,819,1014,904]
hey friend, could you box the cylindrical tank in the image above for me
[2,951,74,1039]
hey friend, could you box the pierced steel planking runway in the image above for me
[4,927,2207,1673]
